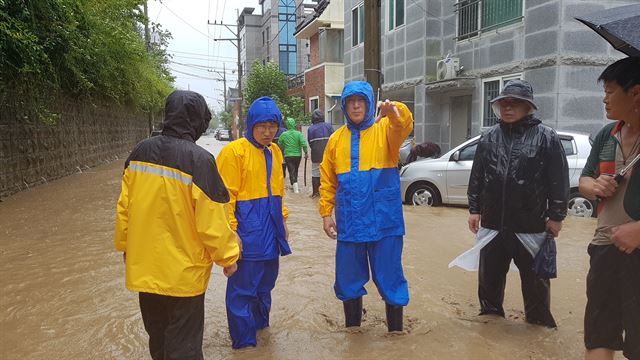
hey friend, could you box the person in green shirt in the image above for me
[278,117,308,194]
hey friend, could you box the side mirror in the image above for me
[452,151,460,162]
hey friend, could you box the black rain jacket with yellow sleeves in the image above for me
[114,91,240,297]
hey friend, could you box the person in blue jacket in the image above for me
[319,81,413,331]
[217,96,292,349]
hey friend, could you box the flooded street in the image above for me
[1,135,599,359]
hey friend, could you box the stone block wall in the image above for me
[0,99,149,199]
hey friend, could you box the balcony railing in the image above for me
[455,0,523,40]
[287,72,305,89]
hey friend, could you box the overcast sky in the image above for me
[147,0,260,112]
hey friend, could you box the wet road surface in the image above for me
[0,135,599,359]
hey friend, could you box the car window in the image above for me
[561,138,575,156]
[459,143,477,161]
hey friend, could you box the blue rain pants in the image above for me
[226,259,279,349]
[334,236,409,306]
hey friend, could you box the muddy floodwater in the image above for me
[1,136,600,359]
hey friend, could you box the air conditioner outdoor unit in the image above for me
[436,57,460,81]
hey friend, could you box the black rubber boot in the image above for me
[385,303,403,332]
[343,297,363,327]
[311,177,320,198]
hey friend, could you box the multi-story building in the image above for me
[293,0,346,125]
[236,0,312,78]
[343,0,633,151]
[239,8,262,78]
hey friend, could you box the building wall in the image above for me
[310,33,320,67]
[240,13,262,77]
[343,0,365,82]
[420,0,632,148]
[304,66,326,112]
[380,0,428,86]
[343,0,634,150]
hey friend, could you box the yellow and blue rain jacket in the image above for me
[114,90,240,297]
[217,97,291,260]
[319,81,413,242]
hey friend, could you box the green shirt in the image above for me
[278,130,308,157]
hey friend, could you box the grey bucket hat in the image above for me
[489,79,538,110]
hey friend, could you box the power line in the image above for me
[169,61,238,75]
[168,49,236,60]
[160,1,217,41]
[169,54,237,63]
[169,67,222,80]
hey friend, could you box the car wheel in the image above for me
[409,183,441,207]
[567,191,595,218]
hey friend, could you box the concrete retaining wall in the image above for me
[0,99,148,199]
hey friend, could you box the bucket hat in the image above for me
[489,79,538,110]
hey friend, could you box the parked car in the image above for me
[399,131,596,217]
[217,129,231,141]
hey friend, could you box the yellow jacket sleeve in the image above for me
[192,185,240,268]
[216,145,240,231]
[114,170,129,252]
[383,101,414,156]
[319,135,338,217]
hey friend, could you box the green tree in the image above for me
[0,0,174,122]
[242,60,309,127]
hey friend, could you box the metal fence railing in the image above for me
[455,0,523,40]
[287,72,305,89]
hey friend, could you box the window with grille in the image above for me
[482,74,521,127]
[456,0,523,40]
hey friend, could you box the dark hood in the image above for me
[244,96,283,147]
[161,90,211,142]
[311,109,325,124]
[340,81,376,131]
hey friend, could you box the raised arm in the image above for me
[381,101,413,155]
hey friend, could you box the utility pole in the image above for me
[209,9,243,139]
[364,0,382,95]
[212,63,228,109]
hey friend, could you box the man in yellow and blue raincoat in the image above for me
[216,96,292,349]
[319,81,413,332]
[115,90,240,359]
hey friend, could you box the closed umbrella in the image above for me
[575,4,640,57]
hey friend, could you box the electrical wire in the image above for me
[168,49,236,60]
[159,1,217,41]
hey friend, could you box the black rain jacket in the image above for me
[467,115,569,233]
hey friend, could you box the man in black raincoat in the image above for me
[467,80,569,328]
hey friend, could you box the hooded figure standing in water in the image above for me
[216,96,292,349]
[319,81,413,332]
[114,90,240,359]
[467,79,569,328]
[307,109,334,198]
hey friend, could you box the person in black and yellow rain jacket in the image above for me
[114,90,240,360]
[319,81,413,332]
[216,96,292,349]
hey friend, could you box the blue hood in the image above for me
[245,96,283,147]
[340,81,376,131]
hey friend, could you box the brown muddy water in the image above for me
[1,144,601,359]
